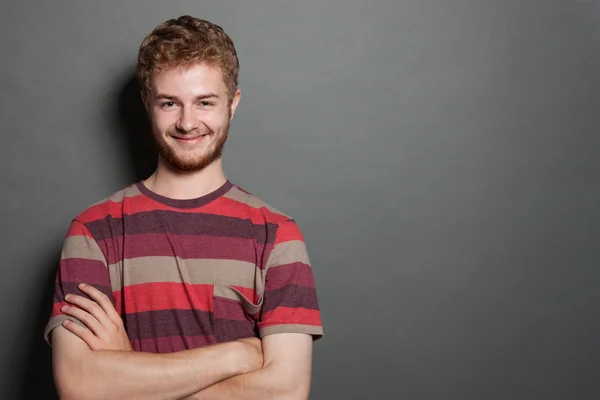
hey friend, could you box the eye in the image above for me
[198,101,214,107]
[161,101,177,108]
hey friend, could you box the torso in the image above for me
[80,180,284,353]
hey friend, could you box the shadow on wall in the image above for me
[18,249,61,400]
[17,73,157,399]
[114,73,158,182]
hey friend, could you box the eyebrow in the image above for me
[155,93,220,101]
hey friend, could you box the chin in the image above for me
[161,148,222,172]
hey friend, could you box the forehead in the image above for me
[150,63,227,96]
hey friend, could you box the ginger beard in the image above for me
[154,114,230,172]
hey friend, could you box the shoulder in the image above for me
[223,183,296,227]
[73,183,142,225]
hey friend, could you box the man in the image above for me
[45,15,323,400]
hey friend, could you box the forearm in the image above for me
[182,362,310,400]
[54,329,248,400]
[80,346,238,400]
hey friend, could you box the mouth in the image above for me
[171,133,211,143]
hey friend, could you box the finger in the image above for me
[65,293,112,327]
[78,284,121,323]
[62,320,100,350]
[62,304,104,336]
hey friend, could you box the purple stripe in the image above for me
[213,297,257,321]
[262,285,320,313]
[58,258,109,286]
[213,318,258,342]
[53,282,112,304]
[84,211,278,244]
[136,180,233,209]
[266,263,315,290]
[124,309,214,340]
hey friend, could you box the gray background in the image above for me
[1,1,599,399]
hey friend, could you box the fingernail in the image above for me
[65,294,71,301]
[79,283,87,289]
[61,306,68,312]
[62,320,70,327]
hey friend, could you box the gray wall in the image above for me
[2,1,599,399]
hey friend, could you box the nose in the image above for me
[176,108,199,132]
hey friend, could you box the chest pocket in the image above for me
[211,260,264,342]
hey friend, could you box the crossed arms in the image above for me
[52,284,313,400]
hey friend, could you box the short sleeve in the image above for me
[258,219,323,340]
[44,219,113,345]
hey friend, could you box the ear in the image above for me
[140,90,149,113]
[229,89,241,120]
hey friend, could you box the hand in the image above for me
[236,337,264,373]
[61,283,132,352]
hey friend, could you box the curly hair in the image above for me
[137,15,239,103]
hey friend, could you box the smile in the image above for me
[172,133,211,143]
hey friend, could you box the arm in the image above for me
[185,218,323,400]
[183,333,313,400]
[52,326,262,400]
[48,220,262,400]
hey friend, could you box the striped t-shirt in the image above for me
[45,180,323,353]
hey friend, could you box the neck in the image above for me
[144,157,227,200]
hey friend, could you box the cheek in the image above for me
[203,112,230,132]
[151,111,176,133]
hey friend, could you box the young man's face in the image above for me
[145,63,240,172]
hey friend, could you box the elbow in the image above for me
[55,369,108,400]
[277,389,309,400]
[54,354,103,400]
[51,327,109,400]
[54,370,86,400]
[289,386,311,400]
[276,377,311,400]
[263,364,311,400]
[54,364,93,400]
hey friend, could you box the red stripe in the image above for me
[213,297,253,321]
[77,196,290,226]
[274,221,304,244]
[122,282,213,313]
[52,291,123,318]
[50,301,68,319]
[65,221,94,238]
[131,335,216,353]
[114,290,123,314]
[259,307,322,327]
[229,286,259,303]
[78,199,137,224]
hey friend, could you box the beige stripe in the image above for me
[212,259,261,289]
[263,203,291,219]
[109,257,261,293]
[224,187,292,219]
[108,263,123,293]
[224,187,265,208]
[44,315,87,345]
[214,286,263,311]
[265,240,311,271]
[61,235,107,265]
[91,184,142,207]
[259,324,323,338]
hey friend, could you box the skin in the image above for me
[142,62,240,200]
[53,62,314,400]
[53,288,263,400]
